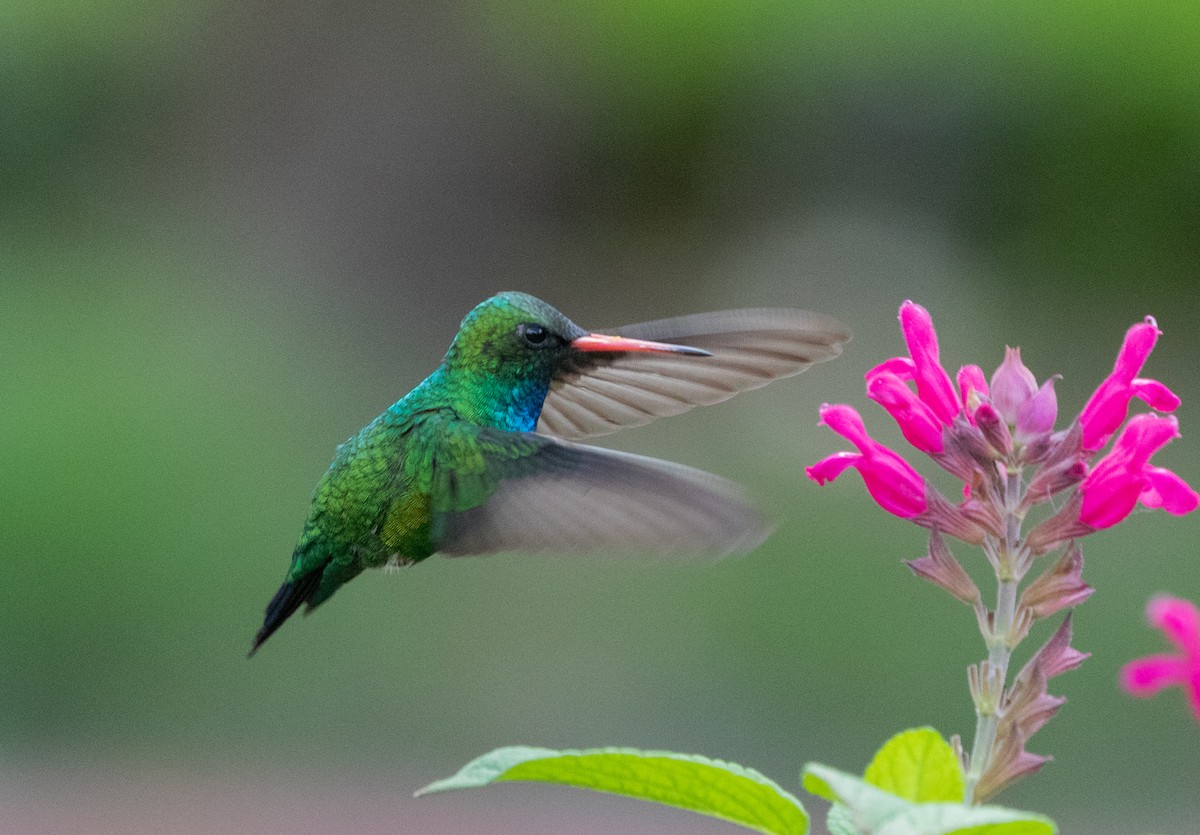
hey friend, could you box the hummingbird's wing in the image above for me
[427,426,770,559]
[537,308,851,440]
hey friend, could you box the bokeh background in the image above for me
[5,2,1199,833]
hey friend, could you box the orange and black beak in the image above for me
[570,333,711,357]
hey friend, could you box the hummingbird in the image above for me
[250,291,850,654]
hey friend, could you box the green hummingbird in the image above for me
[250,292,850,654]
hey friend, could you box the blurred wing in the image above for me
[431,429,770,559]
[537,308,851,440]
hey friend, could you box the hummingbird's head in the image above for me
[445,292,586,381]
[443,292,711,431]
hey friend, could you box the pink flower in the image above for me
[865,371,945,454]
[1078,414,1200,528]
[806,403,928,518]
[1078,317,1181,451]
[1121,596,1200,721]
[866,301,960,426]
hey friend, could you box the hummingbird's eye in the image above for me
[518,323,549,346]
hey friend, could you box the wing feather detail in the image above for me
[537,308,851,440]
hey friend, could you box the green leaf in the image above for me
[826,803,860,835]
[801,769,838,803]
[863,727,965,803]
[801,763,1056,835]
[877,804,1058,835]
[418,746,808,835]
[803,764,910,832]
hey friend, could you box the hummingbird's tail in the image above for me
[248,570,322,657]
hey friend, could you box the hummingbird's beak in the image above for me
[571,333,712,357]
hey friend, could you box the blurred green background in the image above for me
[4,2,1199,833]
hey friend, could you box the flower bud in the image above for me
[1015,375,1060,442]
[990,347,1038,425]
[974,402,1013,456]
[957,364,989,423]
[1021,459,1088,510]
[935,421,995,487]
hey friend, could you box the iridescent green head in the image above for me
[439,292,586,431]
[440,291,710,432]
[443,291,587,380]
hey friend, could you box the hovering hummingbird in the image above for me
[250,292,850,654]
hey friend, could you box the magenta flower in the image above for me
[1077,316,1181,451]
[807,301,1196,802]
[865,371,945,454]
[1121,596,1200,721]
[806,403,927,518]
[1078,414,1200,529]
[815,304,1196,545]
[866,300,960,426]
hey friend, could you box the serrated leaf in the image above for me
[801,763,1055,835]
[863,727,965,803]
[418,746,808,835]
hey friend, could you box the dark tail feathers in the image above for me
[248,570,323,656]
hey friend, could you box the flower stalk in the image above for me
[964,467,1025,803]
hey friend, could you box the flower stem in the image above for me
[964,467,1024,803]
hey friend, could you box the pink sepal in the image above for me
[1016,376,1059,440]
[990,346,1038,425]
